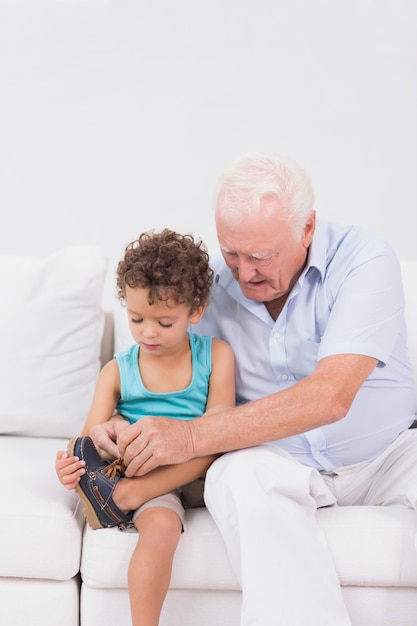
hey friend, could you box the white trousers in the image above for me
[204,430,417,626]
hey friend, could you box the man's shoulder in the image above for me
[314,220,397,272]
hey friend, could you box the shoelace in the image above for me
[101,457,126,481]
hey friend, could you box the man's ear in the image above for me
[302,210,316,248]
[189,305,206,324]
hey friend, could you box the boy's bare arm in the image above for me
[56,360,123,489]
[116,454,219,512]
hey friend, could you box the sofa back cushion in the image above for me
[0,246,107,438]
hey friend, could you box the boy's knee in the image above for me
[137,507,182,545]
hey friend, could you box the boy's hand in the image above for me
[55,450,85,490]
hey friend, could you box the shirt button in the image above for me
[313,450,321,458]
[281,374,288,381]
[273,332,280,339]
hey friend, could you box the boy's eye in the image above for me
[159,322,173,328]
[130,317,143,324]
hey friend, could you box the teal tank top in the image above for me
[115,332,212,424]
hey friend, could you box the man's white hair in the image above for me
[213,151,315,239]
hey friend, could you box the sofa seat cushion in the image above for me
[81,507,239,590]
[319,505,417,586]
[0,578,80,626]
[81,504,417,590]
[0,435,85,580]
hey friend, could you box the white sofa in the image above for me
[1,248,417,626]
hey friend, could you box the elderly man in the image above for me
[95,152,417,625]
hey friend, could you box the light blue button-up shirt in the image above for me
[193,220,416,471]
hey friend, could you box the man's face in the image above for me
[216,195,315,304]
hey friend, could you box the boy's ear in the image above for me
[189,305,206,324]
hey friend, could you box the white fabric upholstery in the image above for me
[80,585,417,626]
[0,246,106,438]
[81,508,239,590]
[81,505,417,590]
[81,586,242,626]
[0,578,80,626]
[0,246,105,626]
[0,436,84,580]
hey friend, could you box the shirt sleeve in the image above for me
[318,243,405,365]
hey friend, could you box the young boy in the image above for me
[56,229,235,626]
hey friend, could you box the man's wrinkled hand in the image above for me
[89,420,122,461]
[117,416,195,476]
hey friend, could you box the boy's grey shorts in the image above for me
[132,477,205,529]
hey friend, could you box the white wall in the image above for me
[1,0,416,308]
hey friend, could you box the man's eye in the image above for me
[252,254,276,265]
[255,257,272,265]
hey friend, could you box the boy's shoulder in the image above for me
[114,343,138,361]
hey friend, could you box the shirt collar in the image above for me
[303,220,327,282]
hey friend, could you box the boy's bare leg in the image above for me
[113,455,217,513]
[129,507,182,626]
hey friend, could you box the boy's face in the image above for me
[124,286,203,356]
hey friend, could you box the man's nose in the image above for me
[236,258,257,282]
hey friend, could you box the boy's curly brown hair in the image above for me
[116,229,213,312]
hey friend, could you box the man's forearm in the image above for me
[188,363,361,457]
[189,393,302,457]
